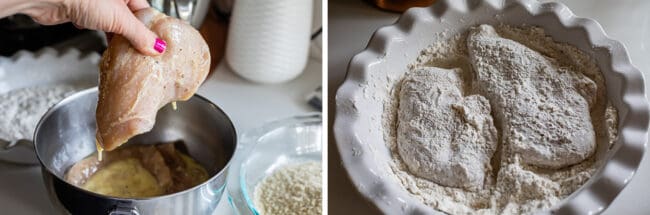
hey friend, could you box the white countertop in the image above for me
[328,0,650,214]
[0,57,321,214]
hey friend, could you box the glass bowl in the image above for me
[227,113,322,215]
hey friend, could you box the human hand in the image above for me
[14,0,166,55]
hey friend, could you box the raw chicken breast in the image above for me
[96,8,210,151]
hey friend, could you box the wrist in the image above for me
[18,0,66,18]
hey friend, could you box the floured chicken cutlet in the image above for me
[96,8,210,151]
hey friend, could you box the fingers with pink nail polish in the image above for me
[154,38,167,53]
[112,8,163,55]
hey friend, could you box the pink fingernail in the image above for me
[154,38,167,53]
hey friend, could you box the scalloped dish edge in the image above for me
[334,0,649,214]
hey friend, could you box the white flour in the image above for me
[0,85,80,141]
[254,161,322,215]
[384,24,618,214]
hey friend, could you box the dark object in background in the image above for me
[308,86,322,111]
[367,0,436,12]
[211,0,234,18]
[0,15,89,56]
[199,4,229,73]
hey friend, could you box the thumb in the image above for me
[117,12,166,56]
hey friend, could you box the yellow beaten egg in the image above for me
[82,158,164,198]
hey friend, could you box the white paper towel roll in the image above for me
[226,0,313,84]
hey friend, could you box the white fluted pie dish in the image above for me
[333,0,649,214]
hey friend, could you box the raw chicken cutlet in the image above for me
[96,8,211,151]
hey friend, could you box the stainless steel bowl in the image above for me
[149,0,210,28]
[34,88,236,215]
